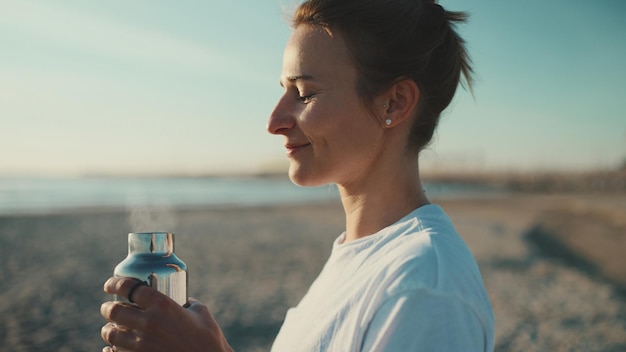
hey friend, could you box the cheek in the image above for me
[345,120,386,160]
[298,106,335,137]
[299,103,382,150]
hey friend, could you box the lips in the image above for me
[285,142,311,155]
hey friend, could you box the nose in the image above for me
[267,93,296,135]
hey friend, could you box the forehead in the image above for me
[281,25,354,82]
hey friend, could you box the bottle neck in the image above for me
[128,232,175,256]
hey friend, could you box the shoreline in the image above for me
[3,169,623,218]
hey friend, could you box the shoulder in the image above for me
[361,206,494,348]
[370,204,486,299]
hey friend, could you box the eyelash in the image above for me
[297,93,315,103]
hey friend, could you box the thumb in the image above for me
[184,297,202,309]
[184,297,213,316]
[182,298,233,351]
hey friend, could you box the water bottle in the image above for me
[113,232,188,305]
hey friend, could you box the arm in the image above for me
[100,277,233,352]
[361,289,490,352]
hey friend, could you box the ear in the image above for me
[380,78,420,128]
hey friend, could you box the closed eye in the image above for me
[298,93,316,103]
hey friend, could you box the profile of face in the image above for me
[267,25,387,187]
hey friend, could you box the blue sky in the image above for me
[1,0,624,176]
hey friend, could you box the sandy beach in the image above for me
[1,189,625,351]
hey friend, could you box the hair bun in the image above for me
[419,4,446,28]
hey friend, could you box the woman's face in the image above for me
[267,25,386,187]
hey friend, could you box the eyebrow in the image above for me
[287,74,315,82]
[280,74,317,87]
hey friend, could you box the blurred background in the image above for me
[0,0,625,351]
[1,0,624,176]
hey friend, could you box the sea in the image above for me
[0,175,501,216]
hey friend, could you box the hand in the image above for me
[100,277,233,352]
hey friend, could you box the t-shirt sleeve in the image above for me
[361,289,490,351]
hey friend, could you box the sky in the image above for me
[1,0,625,176]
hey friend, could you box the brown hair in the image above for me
[292,0,473,152]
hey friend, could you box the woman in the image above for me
[100,0,494,351]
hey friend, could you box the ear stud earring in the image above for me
[385,118,392,126]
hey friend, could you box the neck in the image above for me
[338,159,429,243]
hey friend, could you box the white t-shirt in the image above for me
[271,204,494,352]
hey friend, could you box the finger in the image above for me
[138,288,175,313]
[101,322,167,352]
[102,345,113,352]
[127,280,148,304]
[101,301,144,329]
[101,321,135,347]
[107,277,177,310]
[104,277,154,307]
[104,277,139,296]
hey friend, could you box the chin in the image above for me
[288,165,328,188]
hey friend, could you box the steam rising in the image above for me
[128,206,178,233]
